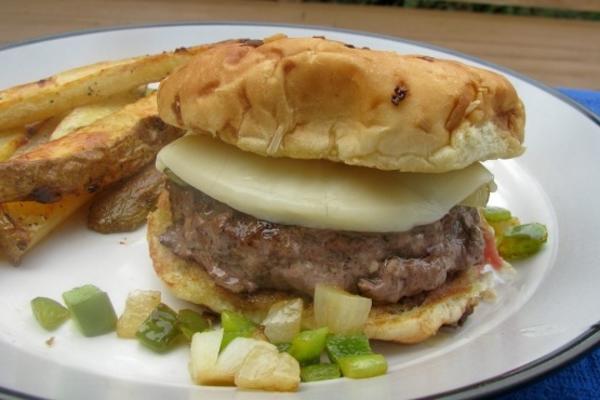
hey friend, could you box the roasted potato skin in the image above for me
[0,194,92,264]
[0,94,183,203]
[0,127,27,161]
[88,163,165,233]
[0,43,220,131]
[0,208,28,262]
[10,116,62,157]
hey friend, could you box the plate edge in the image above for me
[426,323,600,400]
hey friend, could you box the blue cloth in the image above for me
[499,89,600,399]
[558,89,600,117]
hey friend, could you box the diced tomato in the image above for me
[483,228,503,269]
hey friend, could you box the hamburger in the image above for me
[147,35,524,343]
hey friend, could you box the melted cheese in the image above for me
[157,134,493,232]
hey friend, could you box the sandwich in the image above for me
[147,35,524,343]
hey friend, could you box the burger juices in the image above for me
[149,35,525,343]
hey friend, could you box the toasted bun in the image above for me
[158,35,525,173]
[148,187,492,343]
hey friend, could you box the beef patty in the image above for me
[160,182,485,304]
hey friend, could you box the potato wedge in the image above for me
[0,193,92,264]
[50,87,145,141]
[87,163,165,233]
[11,116,64,158]
[0,92,152,262]
[0,43,219,130]
[0,127,26,161]
[0,93,183,203]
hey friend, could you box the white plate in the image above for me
[0,23,599,400]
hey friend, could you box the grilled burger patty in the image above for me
[160,182,485,304]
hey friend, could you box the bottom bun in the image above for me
[147,188,492,344]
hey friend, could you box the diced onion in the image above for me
[189,329,224,385]
[213,338,277,385]
[314,285,372,334]
[190,332,279,386]
[116,290,161,338]
[262,298,303,344]
[234,346,300,392]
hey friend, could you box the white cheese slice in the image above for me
[157,134,493,232]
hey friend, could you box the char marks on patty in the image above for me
[160,182,485,304]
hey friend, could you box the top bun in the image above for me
[158,35,525,172]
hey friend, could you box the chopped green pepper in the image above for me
[31,297,70,331]
[276,342,292,353]
[220,310,256,350]
[483,206,512,222]
[499,223,548,259]
[288,327,329,363]
[275,339,317,363]
[62,285,117,337]
[177,309,209,341]
[326,333,372,363]
[490,217,520,240]
[300,357,322,367]
[338,354,388,379]
[136,303,180,352]
[301,363,341,382]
